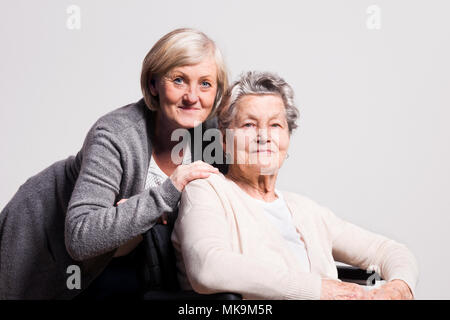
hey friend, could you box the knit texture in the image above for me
[0,99,186,299]
[172,173,419,300]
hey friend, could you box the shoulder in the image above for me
[280,190,339,221]
[182,173,228,204]
[93,98,150,133]
[184,173,227,195]
[81,98,152,150]
[90,98,151,136]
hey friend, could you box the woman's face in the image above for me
[225,94,290,176]
[150,56,218,129]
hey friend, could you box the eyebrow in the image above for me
[169,70,215,80]
[238,111,285,120]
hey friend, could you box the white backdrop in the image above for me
[1,0,449,299]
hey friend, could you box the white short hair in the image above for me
[218,71,299,134]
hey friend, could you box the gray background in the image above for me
[1,0,449,299]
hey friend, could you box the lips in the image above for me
[254,149,274,153]
[178,106,201,111]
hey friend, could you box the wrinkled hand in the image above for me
[366,280,413,300]
[321,279,367,300]
[169,160,219,192]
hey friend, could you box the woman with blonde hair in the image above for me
[0,28,228,299]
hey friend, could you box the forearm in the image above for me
[372,240,419,298]
[66,179,180,260]
[176,199,322,300]
[332,221,419,297]
[183,242,322,300]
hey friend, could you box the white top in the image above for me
[145,141,192,189]
[254,191,311,273]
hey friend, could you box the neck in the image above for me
[226,165,278,202]
[152,112,180,154]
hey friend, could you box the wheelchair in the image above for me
[138,222,383,300]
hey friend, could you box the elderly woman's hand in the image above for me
[366,280,413,300]
[320,279,367,300]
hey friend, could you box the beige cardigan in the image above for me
[171,173,419,300]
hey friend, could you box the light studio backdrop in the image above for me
[1,0,449,299]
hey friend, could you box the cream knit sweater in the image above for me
[171,173,419,300]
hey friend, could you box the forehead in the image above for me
[236,94,286,118]
[170,56,217,78]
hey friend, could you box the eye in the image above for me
[201,80,212,88]
[173,77,184,85]
[243,123,255,128]
[271,123,281,128]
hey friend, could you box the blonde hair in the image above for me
[140,28,228,116]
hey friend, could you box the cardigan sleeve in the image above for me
[316,203,419,297]
[65,126,181,261]
[174,179,322,300]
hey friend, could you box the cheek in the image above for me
[234,130,256,151]
[274,132,290,152]
[279,136,290,155]
[160,84,183,105]
[200,90,217,109]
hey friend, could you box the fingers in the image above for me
[340,282,366,300]
[387,280,413,300]
[170,161,220,192]
[367,288,389,300]
[321,280,368,300]
[161,212,168,225]
[366,286,403,300]
[156,213,168,225]
[116,198,128,206]
[189,160,220,172]
[187,170,215,180]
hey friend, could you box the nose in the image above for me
[182,86,199,105]
[257,129,270,144]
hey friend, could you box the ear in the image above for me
[149,78,158,97]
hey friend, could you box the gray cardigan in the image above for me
[0,98,215,299]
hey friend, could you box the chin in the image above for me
[246,159,280,175]
[254,164,279,175]
[175,114,209,129]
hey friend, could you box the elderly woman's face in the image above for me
[150,56,218,128]
[227,94,290,175]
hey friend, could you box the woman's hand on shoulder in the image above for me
[170,160,219,192]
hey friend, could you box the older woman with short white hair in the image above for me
[172,71,419,300]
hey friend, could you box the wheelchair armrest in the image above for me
[337,264,383,286]
[142,290,242,300]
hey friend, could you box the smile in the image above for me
[178,106,201,111]
[254,150,274,154]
